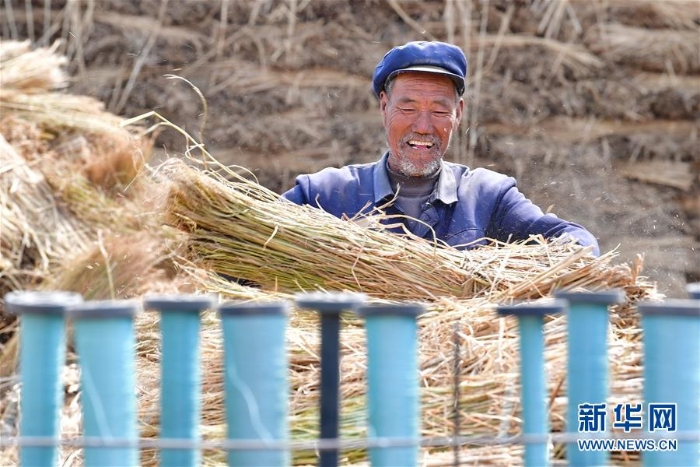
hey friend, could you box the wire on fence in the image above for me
[2,431,700,450]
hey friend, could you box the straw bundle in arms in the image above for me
[161,159,635,301]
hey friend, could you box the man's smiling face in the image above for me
[380,72,464,177]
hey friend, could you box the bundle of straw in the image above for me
[0,41,122,134]
[161,158,640,302]
[0,40,67,93]
[0,40,151,199]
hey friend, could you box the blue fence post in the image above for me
[69,300,139,466]
[357,303,424,467]
[687,282,700,299]
[143,294,215,466]
[4,291,83,467]
[497,300,566,467]
[639,299,700,467]
[295,292,366,467]
[554,289,625,467]
[218,301,290,466]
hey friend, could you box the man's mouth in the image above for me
[407,140,434,149]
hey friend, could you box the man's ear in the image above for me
[379,91,389,128]
[455,97,465,124]
[379,91,388,112]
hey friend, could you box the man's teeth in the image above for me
[408,140,433,148]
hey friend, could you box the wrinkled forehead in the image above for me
[386,72,461,102]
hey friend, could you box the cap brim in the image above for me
[387,65,465,94]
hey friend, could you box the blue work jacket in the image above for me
[282,153,600,255]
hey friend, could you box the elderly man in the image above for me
[282,41,600,255]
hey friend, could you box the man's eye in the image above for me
[399,107,417,113]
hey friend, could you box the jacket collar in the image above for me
[373,152,458,205]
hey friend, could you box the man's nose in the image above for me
[411,111,432,133]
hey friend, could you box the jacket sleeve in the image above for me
[280,175,310,205]
[488,183,601,256]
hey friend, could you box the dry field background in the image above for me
[1,0,698,296]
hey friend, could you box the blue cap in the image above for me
[372,41,468,98]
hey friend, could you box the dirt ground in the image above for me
[1,0,698,296]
